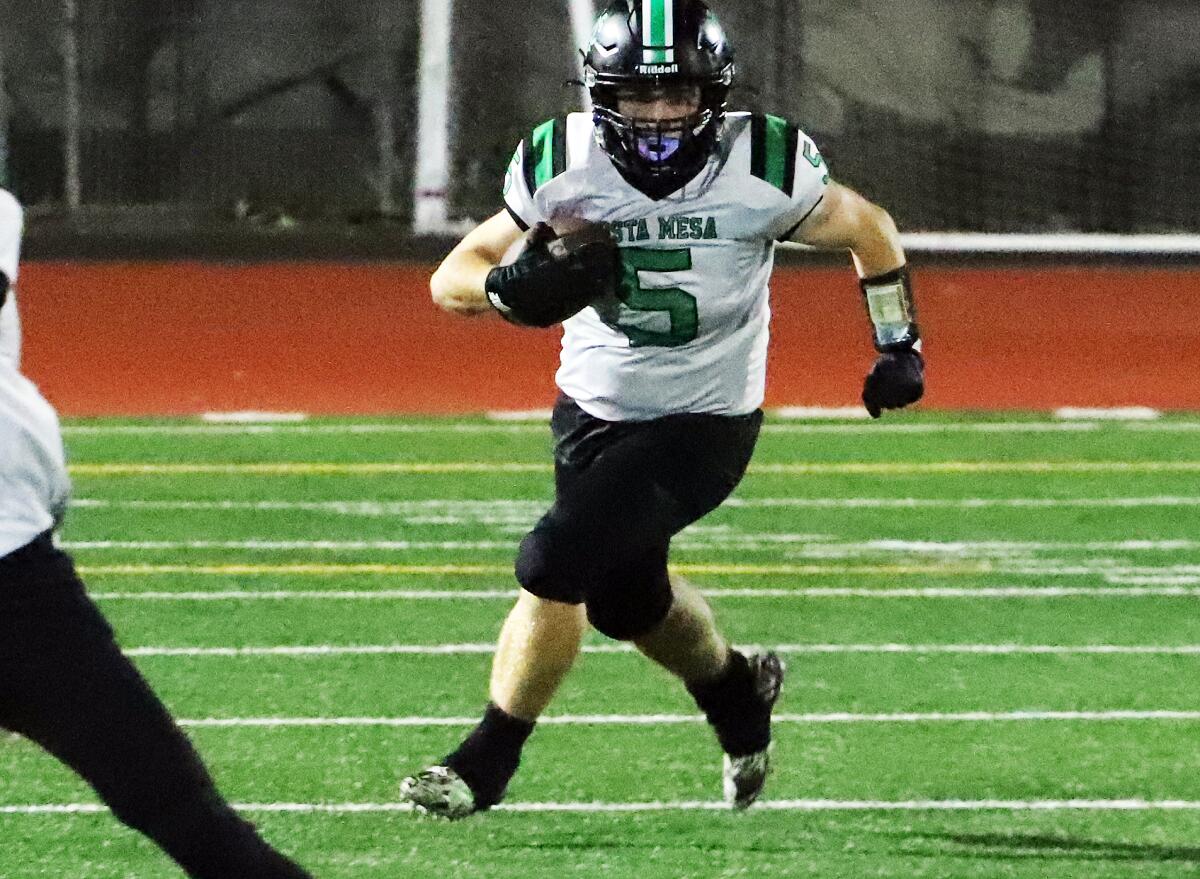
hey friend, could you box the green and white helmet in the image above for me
[583,0,735,197]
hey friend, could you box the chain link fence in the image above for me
[0,0,1197,234]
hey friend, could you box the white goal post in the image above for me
[569,0,596,111]
[413,0,454,234]
[413,0,595,234]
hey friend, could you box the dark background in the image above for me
[1,0,1197,248]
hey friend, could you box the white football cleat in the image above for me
[723,748,772,809]
[722,651,785,809]
[399,765,478,819]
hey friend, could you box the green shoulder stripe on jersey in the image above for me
[522,117,568,194]
[750,114,799,196]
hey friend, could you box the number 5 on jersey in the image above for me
[614,247,698,348]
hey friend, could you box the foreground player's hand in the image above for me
[862,348,924,418]
[485,222,621,327]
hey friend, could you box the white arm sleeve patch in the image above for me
[0,189,23,282]
[0,190,24,368]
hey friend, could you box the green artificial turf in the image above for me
[2,413,1198,877]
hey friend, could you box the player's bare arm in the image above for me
[788,180,904,277]
[789,180,924,418]
[431,210,621,328]
[430,210,525,316]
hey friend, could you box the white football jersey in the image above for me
[0,188,70,558]
[503,111,829,420]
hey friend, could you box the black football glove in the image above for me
[862,347,925,418]
[485,222,621,328]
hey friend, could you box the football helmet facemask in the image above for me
[583,0,735,198]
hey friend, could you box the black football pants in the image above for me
[515,396,763,640]
[0,533,312,879]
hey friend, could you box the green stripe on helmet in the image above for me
[648,0,666,48]
[642,0,673,63]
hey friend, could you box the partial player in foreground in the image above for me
[0,188,315,877]
[401,0,923,817]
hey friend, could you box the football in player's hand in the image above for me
[486,221,621,328]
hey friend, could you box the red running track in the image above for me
[15,262,1198,415]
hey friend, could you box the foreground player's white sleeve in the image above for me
[0,188,71,557]
[0,190,19,278]
[0,189,22,368]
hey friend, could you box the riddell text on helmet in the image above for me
[637,63,679,74]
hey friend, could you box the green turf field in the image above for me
[4,412,1200,877]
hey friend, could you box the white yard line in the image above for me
[1130,423,1200,432]
[63,423,548,436]
[56,420,1200,437]
[748,461,1200,475]
[200,412,308,424]
[91,589,524,600]
[69,498,553,516]
[59,537,1200,553]
[7,798,1200,815]
[65,539,520,551]
[767,422,1102,434]
[865,539,1200,552]
[70,496,1200,515]
[1109,576,1200,586]
[163,711,1200,727]
[727,496,1200,509]
[87,586,1200,600]
[119,643,1200,658]
[486,409,553,421]
[68,462,551,475]
[56,422,1127,437]
[65,460,1200,476]
[69,561,1200,578]
[1054,407,1160,421]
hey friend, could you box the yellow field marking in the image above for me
[754,461,1200,474]
[68,461,1200,477]
[76,562,989,577]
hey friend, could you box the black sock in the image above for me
[686,650,770,757]
[444,703,536,809]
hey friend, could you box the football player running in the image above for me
[401,0,923,817]
[0,188,315,877]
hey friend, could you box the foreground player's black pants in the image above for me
[0,532,312,879]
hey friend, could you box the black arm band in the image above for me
[860,265,920,352]
[0,271,8,309]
